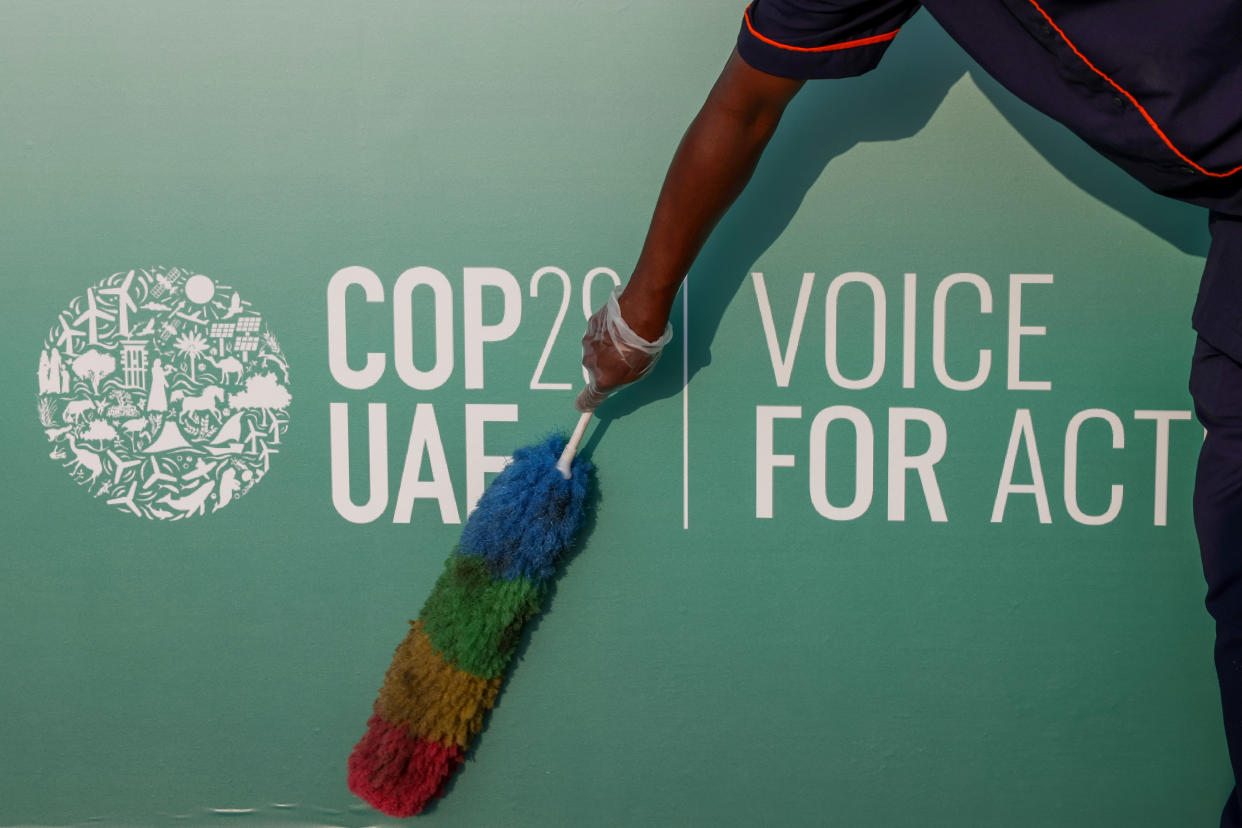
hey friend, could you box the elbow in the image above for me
[706,89,791,136]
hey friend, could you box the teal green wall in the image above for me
[0,2,1223,826]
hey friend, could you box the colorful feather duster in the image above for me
[348,428,593,817]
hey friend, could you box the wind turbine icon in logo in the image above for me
[74,287,114,347]
[98,270,138,337]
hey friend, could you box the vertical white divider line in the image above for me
[682,278,690,530]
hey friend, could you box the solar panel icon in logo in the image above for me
[35,267,292,519]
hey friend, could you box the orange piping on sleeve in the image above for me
[1025,0,1242,178]
[743,6,900,53]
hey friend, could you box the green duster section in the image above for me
[418,552,545,680]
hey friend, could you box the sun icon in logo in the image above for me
[35,266,292,519]
[184,273,216,305]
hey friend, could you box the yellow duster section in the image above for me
[375,620,504,749]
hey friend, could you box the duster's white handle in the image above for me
[556,411,593,479]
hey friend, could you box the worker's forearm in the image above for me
[618,58,801,340]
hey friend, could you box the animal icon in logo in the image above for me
[35,266,292,519]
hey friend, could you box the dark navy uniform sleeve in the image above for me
[736,0,923,79]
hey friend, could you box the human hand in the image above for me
[575,287,673,413]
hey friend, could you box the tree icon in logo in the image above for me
[35,267,292,519]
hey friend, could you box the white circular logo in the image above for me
[35,267,292,519]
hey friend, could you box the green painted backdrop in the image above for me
[0,2,1224,826]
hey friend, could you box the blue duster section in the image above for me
[459,435,593,583]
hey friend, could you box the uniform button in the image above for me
[1112,94,1125,108]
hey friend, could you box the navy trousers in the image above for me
[1190,335,1242,828]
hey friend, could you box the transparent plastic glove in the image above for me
[575,286,673,413]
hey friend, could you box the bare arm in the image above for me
[580,49,804,404]
[620,49,804,338]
